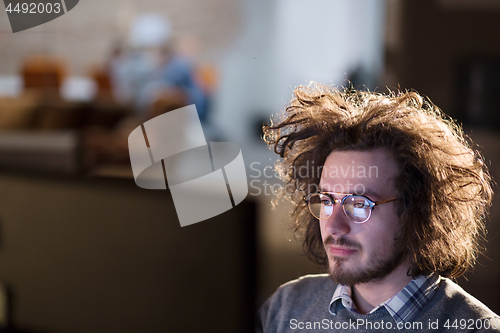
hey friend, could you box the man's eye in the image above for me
[321,199,332,205]
[353,202,364,208]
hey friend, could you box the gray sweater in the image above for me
[256,274,500,333]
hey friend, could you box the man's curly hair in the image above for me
[263,83,493,279]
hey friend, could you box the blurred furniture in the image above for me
[89,66,114,102]
[0,92,131,174]
[0,173,257,333]
[0,131,79,175]
[21,56,67,92]
[0,95,39,130]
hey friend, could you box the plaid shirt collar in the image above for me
[329,274,440,326]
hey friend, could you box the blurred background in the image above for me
[0,0,499,332]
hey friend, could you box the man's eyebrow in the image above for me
[356,188,380,199]
[318,185,383,199]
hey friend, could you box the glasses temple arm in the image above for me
[375,198,397,205]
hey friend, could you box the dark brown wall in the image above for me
[385,0,500,119]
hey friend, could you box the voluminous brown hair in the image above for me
[263,83,493,279]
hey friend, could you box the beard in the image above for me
[324,233,408,286]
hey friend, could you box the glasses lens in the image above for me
[343,195,371,223]
[308,193,334,220]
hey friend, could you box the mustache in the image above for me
[324,236,362,250]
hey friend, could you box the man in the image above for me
[256,83,500,332]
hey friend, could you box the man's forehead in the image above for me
[323,149,394,165]
[321,150,397,173]
[319,149,398,196]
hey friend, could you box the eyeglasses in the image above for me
[304,192,397,223]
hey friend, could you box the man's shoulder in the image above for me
[437,278,499,317]
[261,273,335,307]
[256,274,336,332]
[276,273,335,296]
[421,277,500,331]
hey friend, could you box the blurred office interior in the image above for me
[0,0,499,332]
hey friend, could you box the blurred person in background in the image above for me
[83,14,213,170]
[256,83,500,332]
[110,14,208,121]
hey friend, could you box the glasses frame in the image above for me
[304,192,397,223]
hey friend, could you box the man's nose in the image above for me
[323,204,351,236]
